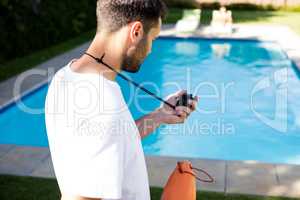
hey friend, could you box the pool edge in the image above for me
[1,24,300,113]
[0,144,299,198]
[1,24,300,198]
[0,41,90,112]
[0,79,49,113]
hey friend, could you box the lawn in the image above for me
[0,30,95,82]
[0,9,299,82]
[0,175,298,200]
[166,8,300,34]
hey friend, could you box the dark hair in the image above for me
[96,0,167,33]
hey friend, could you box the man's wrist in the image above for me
[150,108,165,126]
[136,109,164,139]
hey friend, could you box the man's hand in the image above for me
[135,90,198,139]
[154,90,198,124]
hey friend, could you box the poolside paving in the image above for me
[226,161,278,196]
[1,145,300,198]
[192,158,226,192]
[275,164,300,197]
[0,146,49,176]
[1,24,300,198]
[160,24,300,71]
[145,156,226,192]
[31,155,55,178]
[0,42,90,110]
[1,24,299,111]
[0,144,15,158]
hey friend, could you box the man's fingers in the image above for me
[169,114,185,124]
[176,106,192,116]
[188,97,199,110]
[176,111,187,119]
[160,108,175,116]
[174,90,187,98]
[164,90,187,106]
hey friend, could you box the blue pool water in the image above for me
[1,37,300,164]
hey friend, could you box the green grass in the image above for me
[0,30,95,82]
[233,11,300,34]
[165,8,300,34]
[0,175,299,200]
[0,9,299,82]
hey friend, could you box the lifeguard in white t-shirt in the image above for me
[45,1,198,200]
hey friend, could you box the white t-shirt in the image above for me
[45,60,150,200]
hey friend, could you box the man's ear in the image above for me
[129,21,144,45]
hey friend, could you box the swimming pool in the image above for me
[1,37,300,165]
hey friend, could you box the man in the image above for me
[45,0,198,200]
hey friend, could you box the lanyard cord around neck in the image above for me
[84,52,176,110]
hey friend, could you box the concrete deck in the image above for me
[1,145,300,198]
[1,24,300,198]
[1,24,300,111]
[160,24,300,71]
[0,42,90,110]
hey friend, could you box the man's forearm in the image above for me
[135,109,163,139]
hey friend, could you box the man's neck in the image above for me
[71,32,125,81]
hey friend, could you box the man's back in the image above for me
[45,61,150,200]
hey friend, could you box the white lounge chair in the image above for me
[210,7,233,35]
[175,9,201,33]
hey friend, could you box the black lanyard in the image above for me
[84,52,176,110]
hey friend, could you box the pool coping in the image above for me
[1,24,300,198]
[160,24,300,72]
[0,144,300,198]
[0,42,90,112]
[1,24,300,112]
